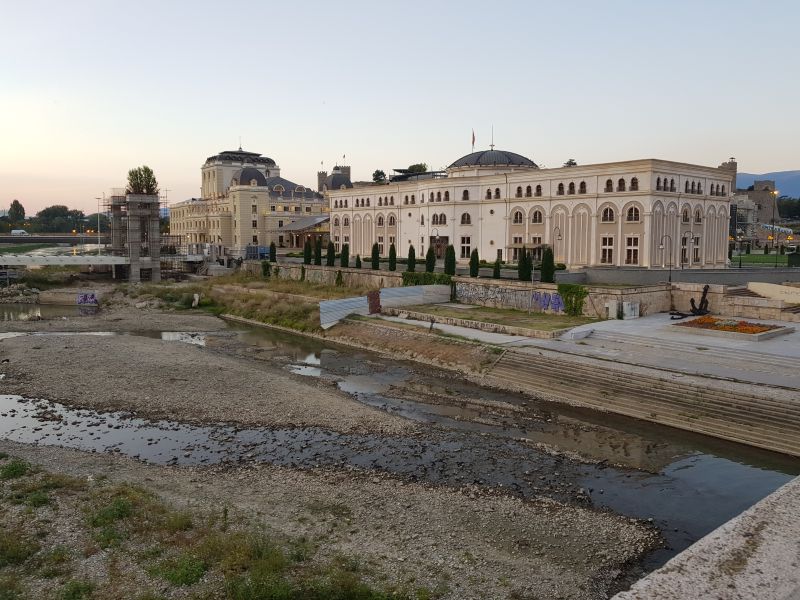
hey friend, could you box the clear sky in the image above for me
[2,0,798,214]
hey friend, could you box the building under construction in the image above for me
[106,189,162,282]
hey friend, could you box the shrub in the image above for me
[0,530,39,567]
[541,246,556,283]
[303,241,311,265]
[335,270,343,287]
[0,459,29,480]
[260,261,271,278]
[388,244,396,271]
[371,243,380,270]
[558,283,589,316]
[469,249,479,277]
[314,239,322,265]
[445,245,456,276]
[355,255,362,269]
[340,243,349,268]
[151,553,206,586]
[402,272,451,286]
[407,245,416,272]
[556,262,567,270]
[745,243,751,255]
[493,258,501,279]
[425,246,436,273]
[269,242,276,262]
[326,241,335,266]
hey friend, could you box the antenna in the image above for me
[238,136,242,151]
[490,125,495,151]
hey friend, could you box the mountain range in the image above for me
[736,171,800,198]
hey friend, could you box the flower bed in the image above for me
[677,315,778,334]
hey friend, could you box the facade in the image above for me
[731,179,782,247]
[170,149,327,256]
[327,150,736,270]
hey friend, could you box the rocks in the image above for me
[0,283,39,304]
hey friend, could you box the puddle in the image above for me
[0,303,98,321]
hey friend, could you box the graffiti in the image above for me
[531,291,565,313]
[455,282,564,313]
[76,292,98,306]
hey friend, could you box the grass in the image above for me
[59,579,94,600]
[0,459,30,480]
[0,243,56,255]
[400,303,596,332]
[735,253,790,265]
[0,529,39,568]
[149,552,206,586]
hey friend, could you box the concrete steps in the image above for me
[725,287,763,298]
[485,351,800,456]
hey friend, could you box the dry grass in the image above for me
[400,304,596,332]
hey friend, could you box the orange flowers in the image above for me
[678,316,777,334]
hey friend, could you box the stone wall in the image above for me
[242,261,403,289]
[583,266,800,286]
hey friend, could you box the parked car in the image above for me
[10,229,30,236]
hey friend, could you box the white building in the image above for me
[326,149,736,269]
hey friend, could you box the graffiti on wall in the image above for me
[455,282,564,313]
[76,292,98,305]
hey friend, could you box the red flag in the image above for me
[471,129,475,151]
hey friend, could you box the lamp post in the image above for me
[552,225,563,263]
[775,231,781,269]
[658,234,673,283]
[738,235,743,269]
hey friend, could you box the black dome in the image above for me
[448,149,537,169]
[231,167,268,187]
[325,172,352,190]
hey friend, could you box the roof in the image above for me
[205,149,276,167]
[323,170,353,190]
[231,167,269,187]
[280,216,330,231]
[264,176,323,199]
[448,149,538,169]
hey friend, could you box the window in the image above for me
[531,210,543,224]
[378,236,384,254]
[682,208,690,223]
[334,235,340,251]
[601,237,614,264]
[579,181,586,194]
[568,182,575,195]
[530,237,543,261]
[601,207,615,222]
[656,177,662,191]
[513,210,523,224]
[605,179,613,192]
[343,217,350,226]
[626,206,640,222]
[557,183,565,196]
[511,236,524,261]
[270,205,276,212]
[516,186,523,198]
[721,185,726,196]
[251,219,258,228]
[670,179,676,192]
[461,213,471,225]
[625,237,639,265]
[294,206,301,212]
[251,205,257,214]
[390,196,395,205]
[494,188,501,199]
[305,206,311,212]
[377,216,385,226]
[388,215,396,226]
[430,192,434,202]
[460,236,471,258]
[693,237,701,262]
[486,189,492,200]
[411,195,416,204]
[436,192,442,202]
[439,213,447,225]
[333,217,340,226]
[535,184,542,197]
[378,197,382,206]
[404,195,409,205]
[444,191,449,201]
[344,199,348,207]
[685,181,691,193]
[431,214,437,225]
[525,185,532,197]
[617,178,626,192]
[420,214,425,225]
[366,198,370,206]
[252,235,258,244]
[694,209,702,224]
[462,190,469,200]
[389,236,395,246]
[630,177,639,191]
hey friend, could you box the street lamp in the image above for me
[552,225,563,262]
[658,234,673,283]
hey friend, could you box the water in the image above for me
[1,317,798,571]
[0,303,98,321]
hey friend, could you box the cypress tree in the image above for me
[407,245,416,272]
[518,247,533,282]
[303,240,311,265]
[340,243,349,268]
[388,244,397,271]
[326,240,335,266]
[355,254,362,269]
[425,246,436,273]
[541,246,556,283]
[444,245,456,275]
[269,242,276,262]
[371,243,380,270]
[493,257,501,279]
[314,238,322,265]
[469,248,479,277]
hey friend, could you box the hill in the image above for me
[736,171,800,197]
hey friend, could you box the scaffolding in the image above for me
[105,189,165,282]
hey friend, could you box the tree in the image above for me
[126,165,159,195]
[563,159,578,167]
[34,205,86,233]
[372,169,386,183]
[303,240,312,265]
[8,200,24,223]
[493,258,501,279]
[269,242,277,262]
[388,244,396,271]
[340,243,350,268]
[425,246,436,272]
[517,247,532,282]
[355,254,362,269]
[469,249,479,277]
[445,245,456,275]
[326,240,335,266]
[541,246,556,283]
[314,238,322,265]
[370,243,380,269]
[407,245,416,272]
[86,212,110,232]
[261,260,271,278]
[407,163,428,174]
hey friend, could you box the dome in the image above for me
[231,167,268,187]
[448,149,538,169]
[324,168,352,190]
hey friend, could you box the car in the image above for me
[10,229,30,236]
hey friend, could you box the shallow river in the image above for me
[1,303,798,570]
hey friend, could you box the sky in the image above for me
[1,0,799,215]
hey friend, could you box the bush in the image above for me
[260,260,271,278]
[371,243,380,270]
[269,242,276,262]
[326,241,335,266]
[314,239,322,265]
[401,272,451,286]
[407,245,416,272]
[335,270,343,287]
[151,553,206,586]
[493,258,501,279]
[558,283,589,316]
[746,243,751,255]
[556,263,567,270]
[388,244,397,271]
[340,243,349,268]
[425,246,436,273]
[468,248,479,277]
[355,255,362,269]
[303,241,311,265]
[541,246,556,283]
[0,459,29,480]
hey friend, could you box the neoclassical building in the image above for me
[326,150,737,269]
[170,148,327,255]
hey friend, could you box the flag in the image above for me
[471,129,475,151]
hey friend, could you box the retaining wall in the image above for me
[243,261,403,289]
[583,266,800,286]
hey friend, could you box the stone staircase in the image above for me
[724,286,762,298]
[485,350,800,457]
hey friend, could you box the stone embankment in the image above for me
[0,283,39,303]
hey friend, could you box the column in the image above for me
[643,211,652,267]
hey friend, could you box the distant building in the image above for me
[326,148,736,270]
[170,148,327,256]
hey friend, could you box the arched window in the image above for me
[343,217,350,226]
[601,207,615,222]
[685,181,690,193]
[388,215,396,226]
[366,198,370,206]
[557,183,565,196]
[444,191,449,201]
[656,177,662,191]
[404,195,409,205]
[721,185,726,196]
[531,210,543,224]
[334,200,339,208]
[682,208,690,223]
[494,188,501,199]
[626,206,640,222]
[344,199,348,208]
[605,179,613,192]
[694,209,702,224]
[568,182,576,195]
[691,182,696,194]
[535,184,542,197]
[630,177,639,191]
[462,190,469,200]
[513,210,523,224]
[617,178,626,192]
[670,179,675,192]
[377,216,385,226]
[333,217,340,226]
[516,186,523,198]
[431,214,439,226]
[579,181,587,194]
[461,213,471,225]
[430,192,434,202]
[390,196,394,205]
[411,195,416,204]
[486,189,492,200]
[697,183,702,195]
[379,197,383,206]
[420,214,425,225]
[439,213,447,225]
[525,185,532,197]
[436,192,442,202]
